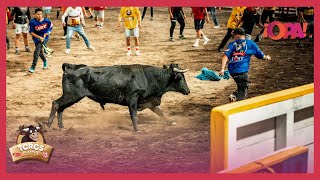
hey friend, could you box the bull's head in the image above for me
[163,64,190,95]
[18,123,42,142]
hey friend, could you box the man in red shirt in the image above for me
[191,7,210,47]
[93,7,106,28]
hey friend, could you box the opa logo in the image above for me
[262,21,309,40]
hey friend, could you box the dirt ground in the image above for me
[6,7,314,173]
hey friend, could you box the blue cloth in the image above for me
[224,39,265,75]
[29,18,53,44]
[195,68,230,81]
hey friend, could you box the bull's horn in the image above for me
[23,128,29,132]
[173,68,188,73]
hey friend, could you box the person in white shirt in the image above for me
[61,7,95,54]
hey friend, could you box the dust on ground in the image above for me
[6,7,313,173]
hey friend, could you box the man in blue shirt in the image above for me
[28,8,52,73]
[218,27,271,102]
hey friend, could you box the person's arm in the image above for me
[168,7,173,19]
[117,8,122,27]
[11,8,16,29]
[27,7,31,21]
[253,42,271,60]
[136,7,141,28]
[219,55,229,76]
[61,8,68,26]
[79,8,86,27]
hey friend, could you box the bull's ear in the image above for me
[163,65,168,69]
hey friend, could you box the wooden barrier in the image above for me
[219,146,308,173]
[210,84,314,173]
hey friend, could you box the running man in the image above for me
[28,8,53,73]
[118,7,142,56]
[191,7,210,47]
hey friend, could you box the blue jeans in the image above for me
[209,7,219,26]
[66,25,91,49]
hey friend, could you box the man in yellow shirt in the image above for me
[218,7,246,52]
[118,7,141,56]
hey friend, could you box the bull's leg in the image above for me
[149,106,176,125]
[128,96,139,132]
[47,95,84,129]
[47,100,60,128]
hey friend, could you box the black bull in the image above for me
[47,63,190,132]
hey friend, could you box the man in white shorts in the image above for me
[93,7,106,28]
[11,7,31,54]
[118,7,141,56]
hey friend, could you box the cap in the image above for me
[233,27,246,35]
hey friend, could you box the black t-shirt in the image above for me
[241,8,256,35]
[297,7,314,21]
[171,7,183,16]
[11,7,31,24]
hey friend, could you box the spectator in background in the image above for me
[218,6,246,52]
[254,7,276,42]
[191,7,210,47]
[118,7,142,56]
[207,7,220,28]
[168,7,186,41]
[93,7,106,28]
[236,7,260,40]
[28,8,53,73]
[11,7,31,54]
[142,7,153,20]
[42,7,52,19]
[297,7,314,46]
[62,7,95,54]
[85,7,94,18]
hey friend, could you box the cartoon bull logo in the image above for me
[18,123,43,143]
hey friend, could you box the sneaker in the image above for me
[62,35,67,39]
[192,41,199,47]
[87,46,95,51]
[15,49,20,54]
[44,52,52,58]
[229,94,237,102]
[25,47,31,52]
[214,26,220,29]
[135,50,140,56]
[126,50,131,56]
[65,49,71,54]
[203,38,210,45]
[179,35,186,40]
[169,37,174,41]
[218,48,224,52]
[43,61,48,69]
[28,67,35,73]
[151,17,154,21]
[98,25,103,29]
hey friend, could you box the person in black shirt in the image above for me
[11,7,31,54]
[168,7,186,41]
[236,7,259,40]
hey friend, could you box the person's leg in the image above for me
[133,27,140,55]
[63,16,68,37]
[15,33,21,54]
[177,15,185,38]
[211,8,219,26]
[22,33,30,51]
[233,73,249,101]
[66,26,74,50]
[125,29,131,55]
[218,28,233,50]
[142,7,147,20]
[99,10,105,27]
[93,10,99,26]
[150,7,154,19]
[76,25,91,47]
[170,18,177,39]
[269,10,275,23]
[30,42,42,71]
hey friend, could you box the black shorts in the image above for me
[194,19,205,30]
